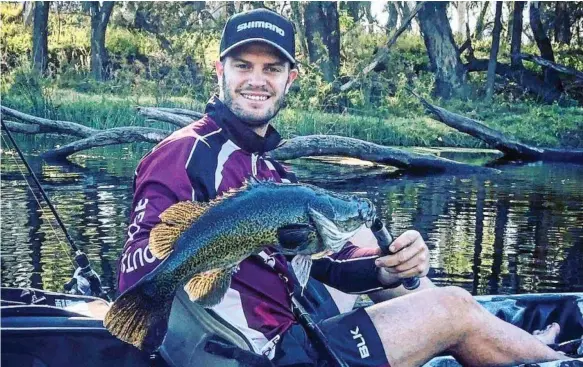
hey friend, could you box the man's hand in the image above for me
[374,230,430,287]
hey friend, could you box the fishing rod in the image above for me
[291,296,350,367]
[371,218,420,290]
[1,120,110,301]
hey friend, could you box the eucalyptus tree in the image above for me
[32,2,49,74]
[304,1,341,83]
[417,2,467,99]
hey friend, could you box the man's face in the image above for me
[216,43,298,127]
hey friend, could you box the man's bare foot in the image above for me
[533,323,561,345]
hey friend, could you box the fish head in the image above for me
[275,185,376,256]
[305,189,376,253]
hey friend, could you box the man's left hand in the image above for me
[374,230,430,287]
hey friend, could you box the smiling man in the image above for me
[118,8,567,367]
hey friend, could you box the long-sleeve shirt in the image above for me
[117,96,388,354]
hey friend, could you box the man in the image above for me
[118,8,565,367]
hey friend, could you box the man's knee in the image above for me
[437,286,483,323]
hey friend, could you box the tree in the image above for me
[455,1,468,36]
[554,2,571,45]
[32,2,49,74]
[486,2,503,101]
[529,2,563,91]
[290,1,309,59]
[510,2,525,69]
[385,2,399,33]
[418,2,467,99]
[304,2,340,83]
[88,1,115,81]
[397,1,413,32]
[474,2,490,40]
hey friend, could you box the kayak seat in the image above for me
[160,288,257,367]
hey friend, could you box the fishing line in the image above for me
[1,123,109,300]
[0,134,75,268]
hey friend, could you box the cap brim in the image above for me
[220,38,295,65]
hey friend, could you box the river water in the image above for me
[1,139,582,298]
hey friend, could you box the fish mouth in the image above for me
[308,208,366,252]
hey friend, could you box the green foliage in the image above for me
[1,2,582,151]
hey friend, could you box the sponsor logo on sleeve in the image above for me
[121,198,157,273]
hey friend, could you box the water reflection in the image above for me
[1,143,582,297]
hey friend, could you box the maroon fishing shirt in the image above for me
[117,96,388,355]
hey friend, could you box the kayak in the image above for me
[2,287,583,367]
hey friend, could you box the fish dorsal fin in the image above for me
[184,267,235,307]
[150,201,210,259]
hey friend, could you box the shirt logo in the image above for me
[237,21,285,36]
[350,326,370,359]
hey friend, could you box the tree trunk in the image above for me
[554,2,571,45]
[290,2,309,59]
[455,1,467,36]
[386,2,399,33]
[89,2,115,81]
[475,2,490,40]
[418,2,467,99]
[486,2,503,101]
[323,2,340,76]
[529,2,563,91]
[32,2,50,74]
[505,2,513,42]
[343,1,361,23]
[304,2,340,82]
[397,1,413,32]
[510,1,525,69]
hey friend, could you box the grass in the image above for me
[2,84,582,151]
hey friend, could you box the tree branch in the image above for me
[410,90,583,162]
[271,135,495,174]
[1,105,97,137]
[135,107,194,127]
[339,2,425,92]
[517,53,583,81]
[43,127,170,159]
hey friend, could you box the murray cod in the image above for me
[104,181,376,351]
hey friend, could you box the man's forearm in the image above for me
[368,277,435,303]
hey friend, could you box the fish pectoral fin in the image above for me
[150,201,210,259]
[277,224,316,250]
[184,267,235,307]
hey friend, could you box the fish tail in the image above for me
[104,280,174,352]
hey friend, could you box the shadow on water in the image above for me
[1,137,582,296]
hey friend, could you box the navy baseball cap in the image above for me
[219,8,296,66]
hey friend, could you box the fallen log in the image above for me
[153,107,205,119]
[1,105,493,173]
[43,127,171,159]
[339,2,425,92]
[1,105,96,137]
[1,120,59,134]
[412,91,583,163]
[464,58,567,105]
[517,53,583,81]
[271,135,496,174]
[135,107,194,127]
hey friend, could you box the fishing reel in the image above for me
[63,251,110,301]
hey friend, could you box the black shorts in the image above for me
[273,307,390,367]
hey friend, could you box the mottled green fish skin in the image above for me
[142,181,375,299]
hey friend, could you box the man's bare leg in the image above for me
[365,286,567,366]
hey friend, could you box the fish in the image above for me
[104,180,376,351]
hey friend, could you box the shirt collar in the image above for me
[205,95,282,155]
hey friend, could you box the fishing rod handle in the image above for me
[371,218,420,290]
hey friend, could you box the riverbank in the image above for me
[2,87,582,150]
